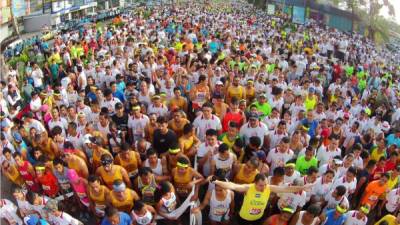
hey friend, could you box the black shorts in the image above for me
[237,215,265,225]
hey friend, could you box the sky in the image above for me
[382,0,400,24]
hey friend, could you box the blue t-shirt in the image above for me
[101,212,132,225]
[323,209,347,225]
[386,133,400,148]
[301,119,318,138]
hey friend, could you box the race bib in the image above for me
[249,208,261,215]
[42,185,50,190]
[26,180,34,186]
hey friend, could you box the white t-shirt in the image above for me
[331,176,357,197]
[193,115,222,142]
[283,171,301,184]
[31,69,44,87]
[197,142,220,177]
[127,115,149,139]
[48,211,82,225]
[324,190,350,211]
[277,189,307,210]
[316,145,341,166]
[0,199,23,225]
[239,122,269,146]
[385,188,400,213]
[311,177,333,199]
[344,211,368,225]
[266,148,294,172]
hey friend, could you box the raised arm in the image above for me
[213,179,250,193]
[269,183,313,194]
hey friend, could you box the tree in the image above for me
[332,0,395,42]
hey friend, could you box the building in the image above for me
[265,0,359,32]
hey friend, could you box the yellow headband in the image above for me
[169,148,180,154]
[159,93,167,97]
[35,166,46,171]
[302,125,310,131]
[285,163,296,168]
[53,93,61,97]
[360,206,370,214]
[282,207,294,214]
[177,162,188,168]
[336,205,347,214]
[132,106,141,111]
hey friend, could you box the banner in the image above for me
[267,4,275,15]
[292,6,305,24]
[11,0,26,17]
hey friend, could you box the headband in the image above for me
[177,162,189,168]
[282,207,294,214]
[302,125,310,131]
[336,205,347,214]
[132,106,141,111]
[35,166,46,171]
[360,206,370,214]
[169,148,180,154]
[285,163,296,168]
[113,182,126,192]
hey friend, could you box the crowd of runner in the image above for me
[1,0,400,224]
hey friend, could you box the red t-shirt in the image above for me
[222,111,244,132]
[37,171,59,197]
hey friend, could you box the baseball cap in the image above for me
[308,87,315,93]
[249,112,259,120]
[216,80,224,86]
[13,132,22,143]
[255,150,266,161]
[43,199,58,212]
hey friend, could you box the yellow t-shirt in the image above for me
[239,184,271,221]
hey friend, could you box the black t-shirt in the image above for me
[152,129,178,154]
[111,113,129,131]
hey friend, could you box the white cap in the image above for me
[381,121,391,132]
[216,80,224,86]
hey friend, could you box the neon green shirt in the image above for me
[295,156,318,175]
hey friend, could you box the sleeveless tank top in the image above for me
[239,184,270,221]
[161,192,177,213]
[41,138,55,160]
[71,179,90,207]
[18,161,37,188]
[116,151,139,177]
[304,95,317,111]
[89,185,108,216]
[132,210,153,225]
[209,189,232,222]
[213,153,234,178]
[98,165,123,189]
[295,211,319,225]
[173,167,192,196]
[234,164,258,184]
[138,175,157,205]
[144,159,163,176]
[110,189,134,213]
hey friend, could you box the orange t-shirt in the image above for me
[361,180,388,206]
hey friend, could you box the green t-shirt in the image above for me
[345,66,354,77]
[253,102,272,119]
[295,156,318,175]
